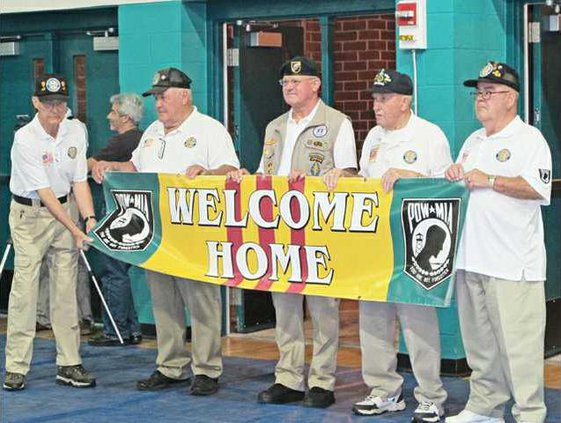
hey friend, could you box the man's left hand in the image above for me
[381,168,420,193]
[463,169,489,190]
[186,165,207,179]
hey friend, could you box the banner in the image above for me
[90,173,469,307]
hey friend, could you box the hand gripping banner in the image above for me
[90,172,469,307]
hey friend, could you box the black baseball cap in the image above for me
[370,69,413,95]
[463,61,520,92]
[279,56,320,79]
[142,67,192,97]
[34,74,69,102]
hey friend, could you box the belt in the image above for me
[12,194,68,207]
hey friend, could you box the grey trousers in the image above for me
[456,270,546,423]
[146,270,222,380]
[359,301,447,411]
[272,293,340,391]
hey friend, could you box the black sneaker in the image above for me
[257,383,305,404]
[412,401,443,422]
[137,370,190,391]
[56,365,96,388]
[3,372,25,391]
[303,386,335,408]
[88,333,130,347]
[190,375,219,396]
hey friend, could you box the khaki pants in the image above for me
[5,200,81,374]
[146,270,222,380]
[272,293,340,391]
[456,270,546,423]
[359,301,447,411]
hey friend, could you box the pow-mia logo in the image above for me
[312,125,328,138]
[67,146,77,159]
[403,150,418,164]
[291,60,302,74]
[496,148,511,162]
[45,77,61,93]
[94,190,154,251]
[540,169,551,184]
[373,69,392,86]
[402,198,460,290]
[184,137,197,148]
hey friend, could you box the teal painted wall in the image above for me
[396,0,510,359]
[118,0,208,130]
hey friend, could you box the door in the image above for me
[526,2,561,356]
[229,23,304,332]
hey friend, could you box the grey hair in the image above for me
[110,93,144,124]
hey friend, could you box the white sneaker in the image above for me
[352,393,406,416]
[446,410,505,423]
[413,401,443,422]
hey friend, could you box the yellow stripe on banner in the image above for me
[301,177,394,301]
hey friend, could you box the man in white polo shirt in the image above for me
[4,74,97,391]
[92,67,239,396]
[323,69,451,422]
[446,61,551,423]
[229,56,357,408]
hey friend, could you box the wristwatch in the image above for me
[487,175,496,189]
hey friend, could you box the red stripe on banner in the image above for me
[286,177,308,294]
[224,178,244,287]
[254,175,276,291]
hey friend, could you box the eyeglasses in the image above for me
[40,100,67,109]
[470,90,510,100]
[278,77,315,87]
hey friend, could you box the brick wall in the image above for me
[303,15,396,146]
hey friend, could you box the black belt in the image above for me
[13,194,68,207]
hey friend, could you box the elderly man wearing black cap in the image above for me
[3,74,97,391]
[92,67,239,396]
[324,69,452,422]
[445,62,551,423]
[228,56,357,408]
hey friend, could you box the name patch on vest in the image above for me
[305,139,329,150]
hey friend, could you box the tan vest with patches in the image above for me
[262,100,348,176]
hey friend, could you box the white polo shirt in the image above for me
[359,113,452,178]
[10,114,88,199]
[130,107,240,173]
[456,115,552,281]
[256,101,357,176]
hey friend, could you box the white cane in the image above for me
[0,239,12,281]
[79,250,125,344]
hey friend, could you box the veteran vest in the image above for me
[262,100,348,176]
